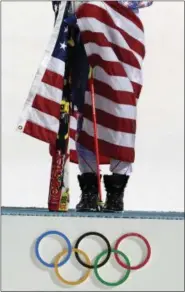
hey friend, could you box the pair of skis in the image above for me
[48,4,102,211]
[48,67,103,212]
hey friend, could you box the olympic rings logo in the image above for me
[34,230,151,287]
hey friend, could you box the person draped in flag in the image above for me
[51,1,153,212]
[18,1,153,213]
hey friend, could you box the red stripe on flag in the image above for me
[70,149,110,164]
[131,81,142,99]
[83,104,136,134]
[24,121,57,144]
[32,95,61,119]
[76,3,145,58]
[88,54,127,77]
[82,31,141,69]
[78,131,135,163]
[42,69,64,90]
[69,128,76,140]
[70,149,78,164]
[93,79,136,105]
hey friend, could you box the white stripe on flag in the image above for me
[27,108,59,133]
[94,66,133,92]
[85,92,137,119]
[69,137,76,150]
[47,56,65,76]
[70,116,77,131]
[84,42,118,62]
[123,63,143,85]
[37,82,63,104]
[82,117,135,148]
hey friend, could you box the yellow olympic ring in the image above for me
[54,248,91,285]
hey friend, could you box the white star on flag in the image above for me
[60,42,67,50]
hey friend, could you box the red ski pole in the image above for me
[89,67,103,208]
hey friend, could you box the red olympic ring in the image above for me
[114,232,151,270]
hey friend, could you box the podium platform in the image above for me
[1,207,184,291]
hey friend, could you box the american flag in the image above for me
[17,1,146,165]
[17,1,68,144]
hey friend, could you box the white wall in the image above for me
[2,2,184,211]
[2,212,184,291]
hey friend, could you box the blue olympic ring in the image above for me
[35,230,72,268]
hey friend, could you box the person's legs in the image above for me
[75,107,132,212]
[110,159,132,176]
[76,140,133,176]
[75,111,100,212]
[76,142,98,174]
[76,136,132,212]
[75,142,100,212]
[102,159,131,212]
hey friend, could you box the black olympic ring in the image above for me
[34,230,151,287]
[74,231,111,269]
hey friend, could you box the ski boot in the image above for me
[76,173,99,212]
[103,174,129,212]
